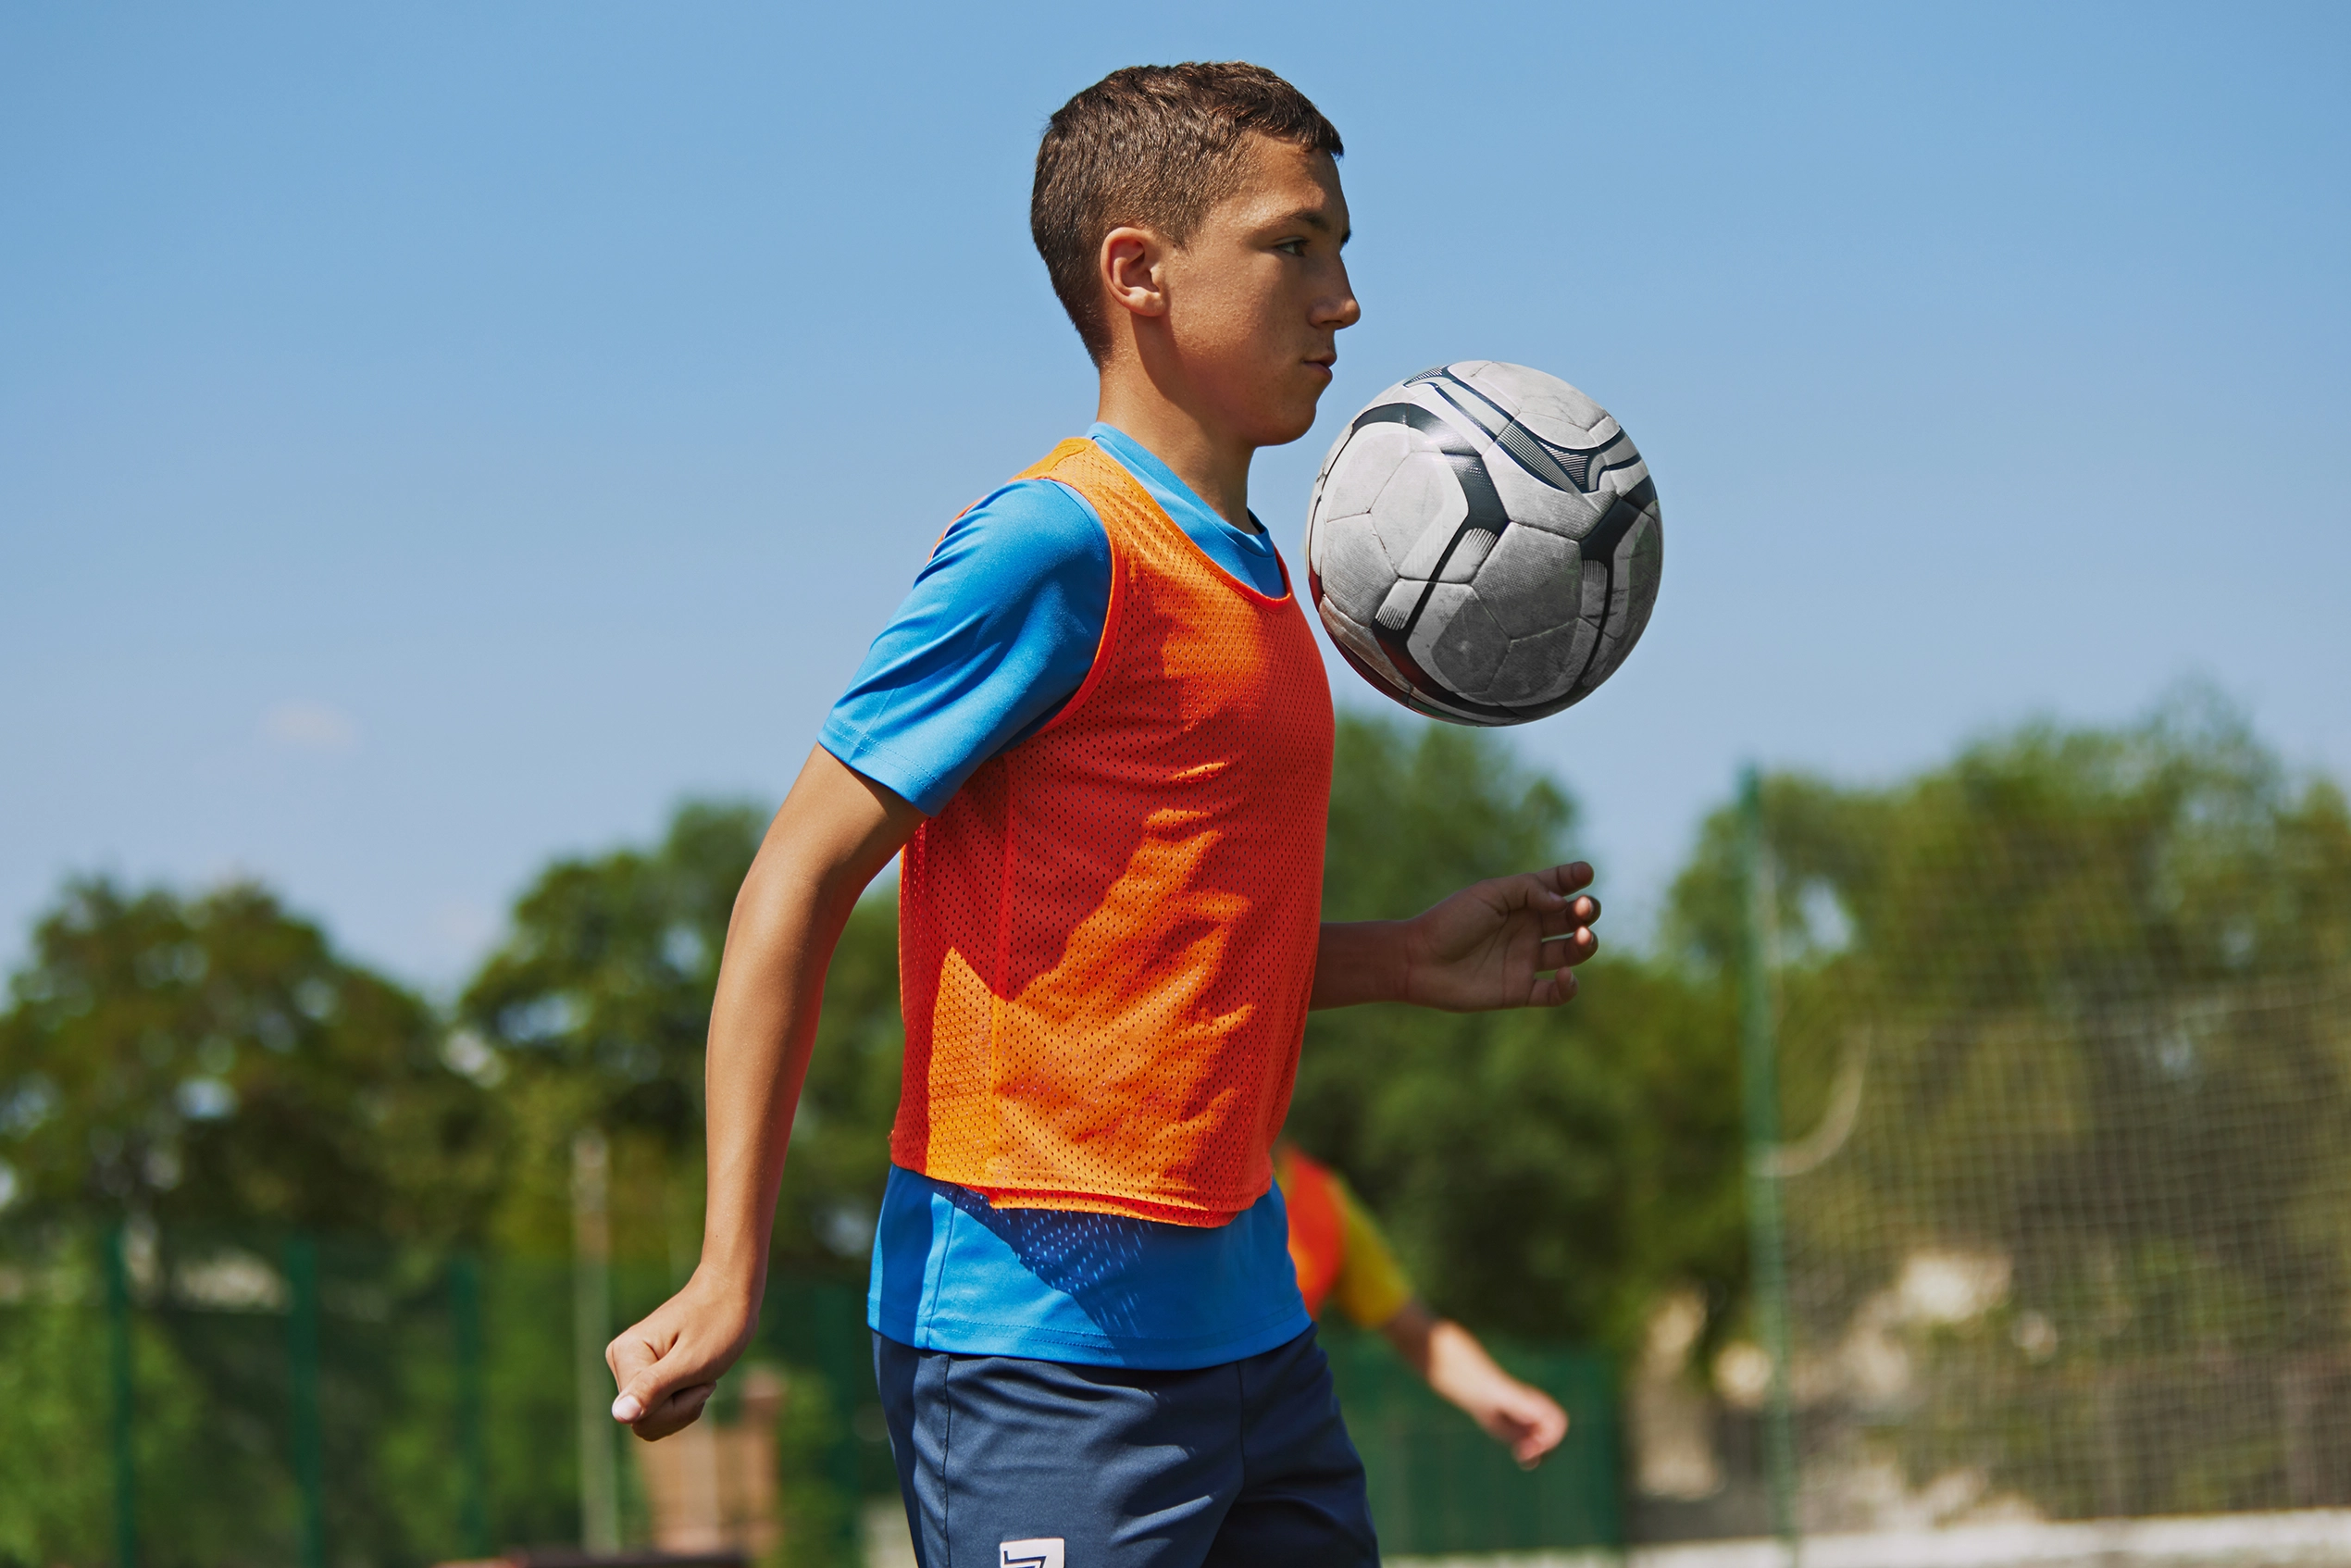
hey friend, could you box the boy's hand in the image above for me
[1310,862,1599,1012]
[1400,862,1598,1012]
[604,746,920,1442]
[605,1268,762,1441]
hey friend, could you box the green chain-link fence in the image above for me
[1733,750,2351,1560]
[0,1223,1622,1566]
[0,1225,879,1567]
[1323,1325,1621,1556]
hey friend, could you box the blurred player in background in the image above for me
[1277,1141,1569,1469]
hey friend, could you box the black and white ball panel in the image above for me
[1304,361,1663,726]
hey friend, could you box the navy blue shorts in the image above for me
[874,1327,1379,1568]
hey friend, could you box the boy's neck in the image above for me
[1094,374,1255,531]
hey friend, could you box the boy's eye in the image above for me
[1275,239,1307,256]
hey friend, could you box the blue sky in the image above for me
[4,2,2345,987]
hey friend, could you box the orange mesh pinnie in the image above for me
[893,439,1335,1226]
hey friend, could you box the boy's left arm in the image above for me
[1310,863,1598,1013]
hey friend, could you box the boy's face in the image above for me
[1154,136,1359,448]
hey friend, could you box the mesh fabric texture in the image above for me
[893,439,1336,1226]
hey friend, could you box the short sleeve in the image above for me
[819,479,1112,815]
[1328,1174,1418,1329]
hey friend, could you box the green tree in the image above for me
[459,803,902,1557]
[460,801,767,1266]
[0,877,504,1566]
[1665,691,2351,1517]
[458,801,902,1274]
[0,877,497,1241]
[1290,714,1746,1353]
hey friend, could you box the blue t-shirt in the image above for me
[821,424,1286,813]
[821,424,1310,1370]
[865,1167,1308,1367]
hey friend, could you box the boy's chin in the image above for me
[1249,397,1325,449]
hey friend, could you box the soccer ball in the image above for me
[1303,361,1662,726]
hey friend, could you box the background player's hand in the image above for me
[1384,1302,1571,1468]
[1453,1362,1572,1470]
[604,1268,761,1441]
[1400,862,1598,1011]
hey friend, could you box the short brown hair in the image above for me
[1032,63,1344,364]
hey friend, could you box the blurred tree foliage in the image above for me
[1667,691,2351,1307]
[1665,690,2351,1518]
[456,801,763,1265]
[449,801,896,1560]
[0,881,504,1565]
[455,801,901,1275]
[1667,688,2351,994]
[0,878,499,1243]
[9,687,2347,1544]
[1291,714,1745,1356]
[438,716,1755,1355]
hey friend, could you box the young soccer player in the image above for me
[603,62,1601,1567]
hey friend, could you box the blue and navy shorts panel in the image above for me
[874,1326,1378,1568]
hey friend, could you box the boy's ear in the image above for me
[1100,226,1171,323]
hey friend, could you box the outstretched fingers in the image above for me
[1405,862,1605,1012]
[1542,861,1597,900]
[1524,865,1601,1006]
[1534,880,1600,973]
[1487,862,1593,914]
[1527,965,1578,1007]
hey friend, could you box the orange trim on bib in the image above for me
[891,440,1336,1225]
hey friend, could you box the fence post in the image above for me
[285,1232,327,1568]
[1737,767,1801,1565]
[451,1252,492,1557]
[105,1223,138,1568]
[572,1127,621,1552]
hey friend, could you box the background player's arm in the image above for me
[1312,862,1600,1012]
[1317,1163,1571,1468]
[1381,1301,1571,1469]
[606,745,922,1440]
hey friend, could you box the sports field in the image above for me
[1393,1510,2351,1568]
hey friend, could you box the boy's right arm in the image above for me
[605,744,923,1440]
[601,479,1109,1441]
